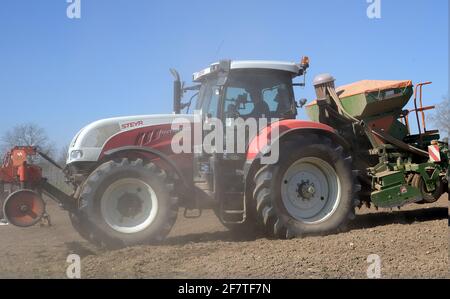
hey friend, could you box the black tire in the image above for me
[253,134,360,239]
[0,195,4,220]
[0,189,10,221]
[69,211,103,246]
[413,174,444,204]
[73,158,178,248]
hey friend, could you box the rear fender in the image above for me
[246,119,347,163]
[244,119,350,185]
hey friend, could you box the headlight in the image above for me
[70,150,83,160]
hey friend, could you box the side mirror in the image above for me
[298,98,307,108]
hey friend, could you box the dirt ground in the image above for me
[0,195,448,279]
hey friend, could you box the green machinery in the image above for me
[306,75,448,208]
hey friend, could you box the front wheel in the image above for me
[253,135,359,238]
[74,158,179,248]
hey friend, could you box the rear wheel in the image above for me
[73,158,178,248]
[253,134,359,238]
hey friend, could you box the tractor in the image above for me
[1,57,448,247]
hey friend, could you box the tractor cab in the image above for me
[171,59,310,119]
[171,59,310,222]
[192,61,302,121]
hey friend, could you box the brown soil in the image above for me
[0,195,448,278]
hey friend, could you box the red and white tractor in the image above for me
[1,58,446,248]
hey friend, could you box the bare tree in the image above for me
[1,123,55,157]
[431,96,450,140]
[57,144,70,166]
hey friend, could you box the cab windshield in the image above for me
[195,70,296,120]
[223,70,296,119]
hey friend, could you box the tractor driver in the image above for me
[247,88,270,118]
[273,87,295,118]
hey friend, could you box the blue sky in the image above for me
[0,0,448,149]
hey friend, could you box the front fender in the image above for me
[101,146,191,189]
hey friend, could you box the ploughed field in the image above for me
[0,195,448,278]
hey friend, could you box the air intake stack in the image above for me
[313,73,336,99]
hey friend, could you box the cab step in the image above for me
[220,191,246,224]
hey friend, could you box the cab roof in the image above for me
[193,60,301,82]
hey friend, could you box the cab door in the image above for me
[192,78,222,201]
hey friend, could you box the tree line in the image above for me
[432,96,450,142]
[0,124,70,190]
[0,123,68,166]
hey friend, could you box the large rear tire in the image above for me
[253,134,359,238]
[72,158,178,248]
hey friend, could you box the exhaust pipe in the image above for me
[170,68,182,114]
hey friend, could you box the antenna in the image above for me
[214,39,225,61]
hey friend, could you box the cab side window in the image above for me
[207,86,221,117]
[196,78,220,117]
[262,83,292,116]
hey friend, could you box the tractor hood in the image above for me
[67,114,193,164]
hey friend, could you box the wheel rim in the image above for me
[100,178,158,234]
[281,157,341,224]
